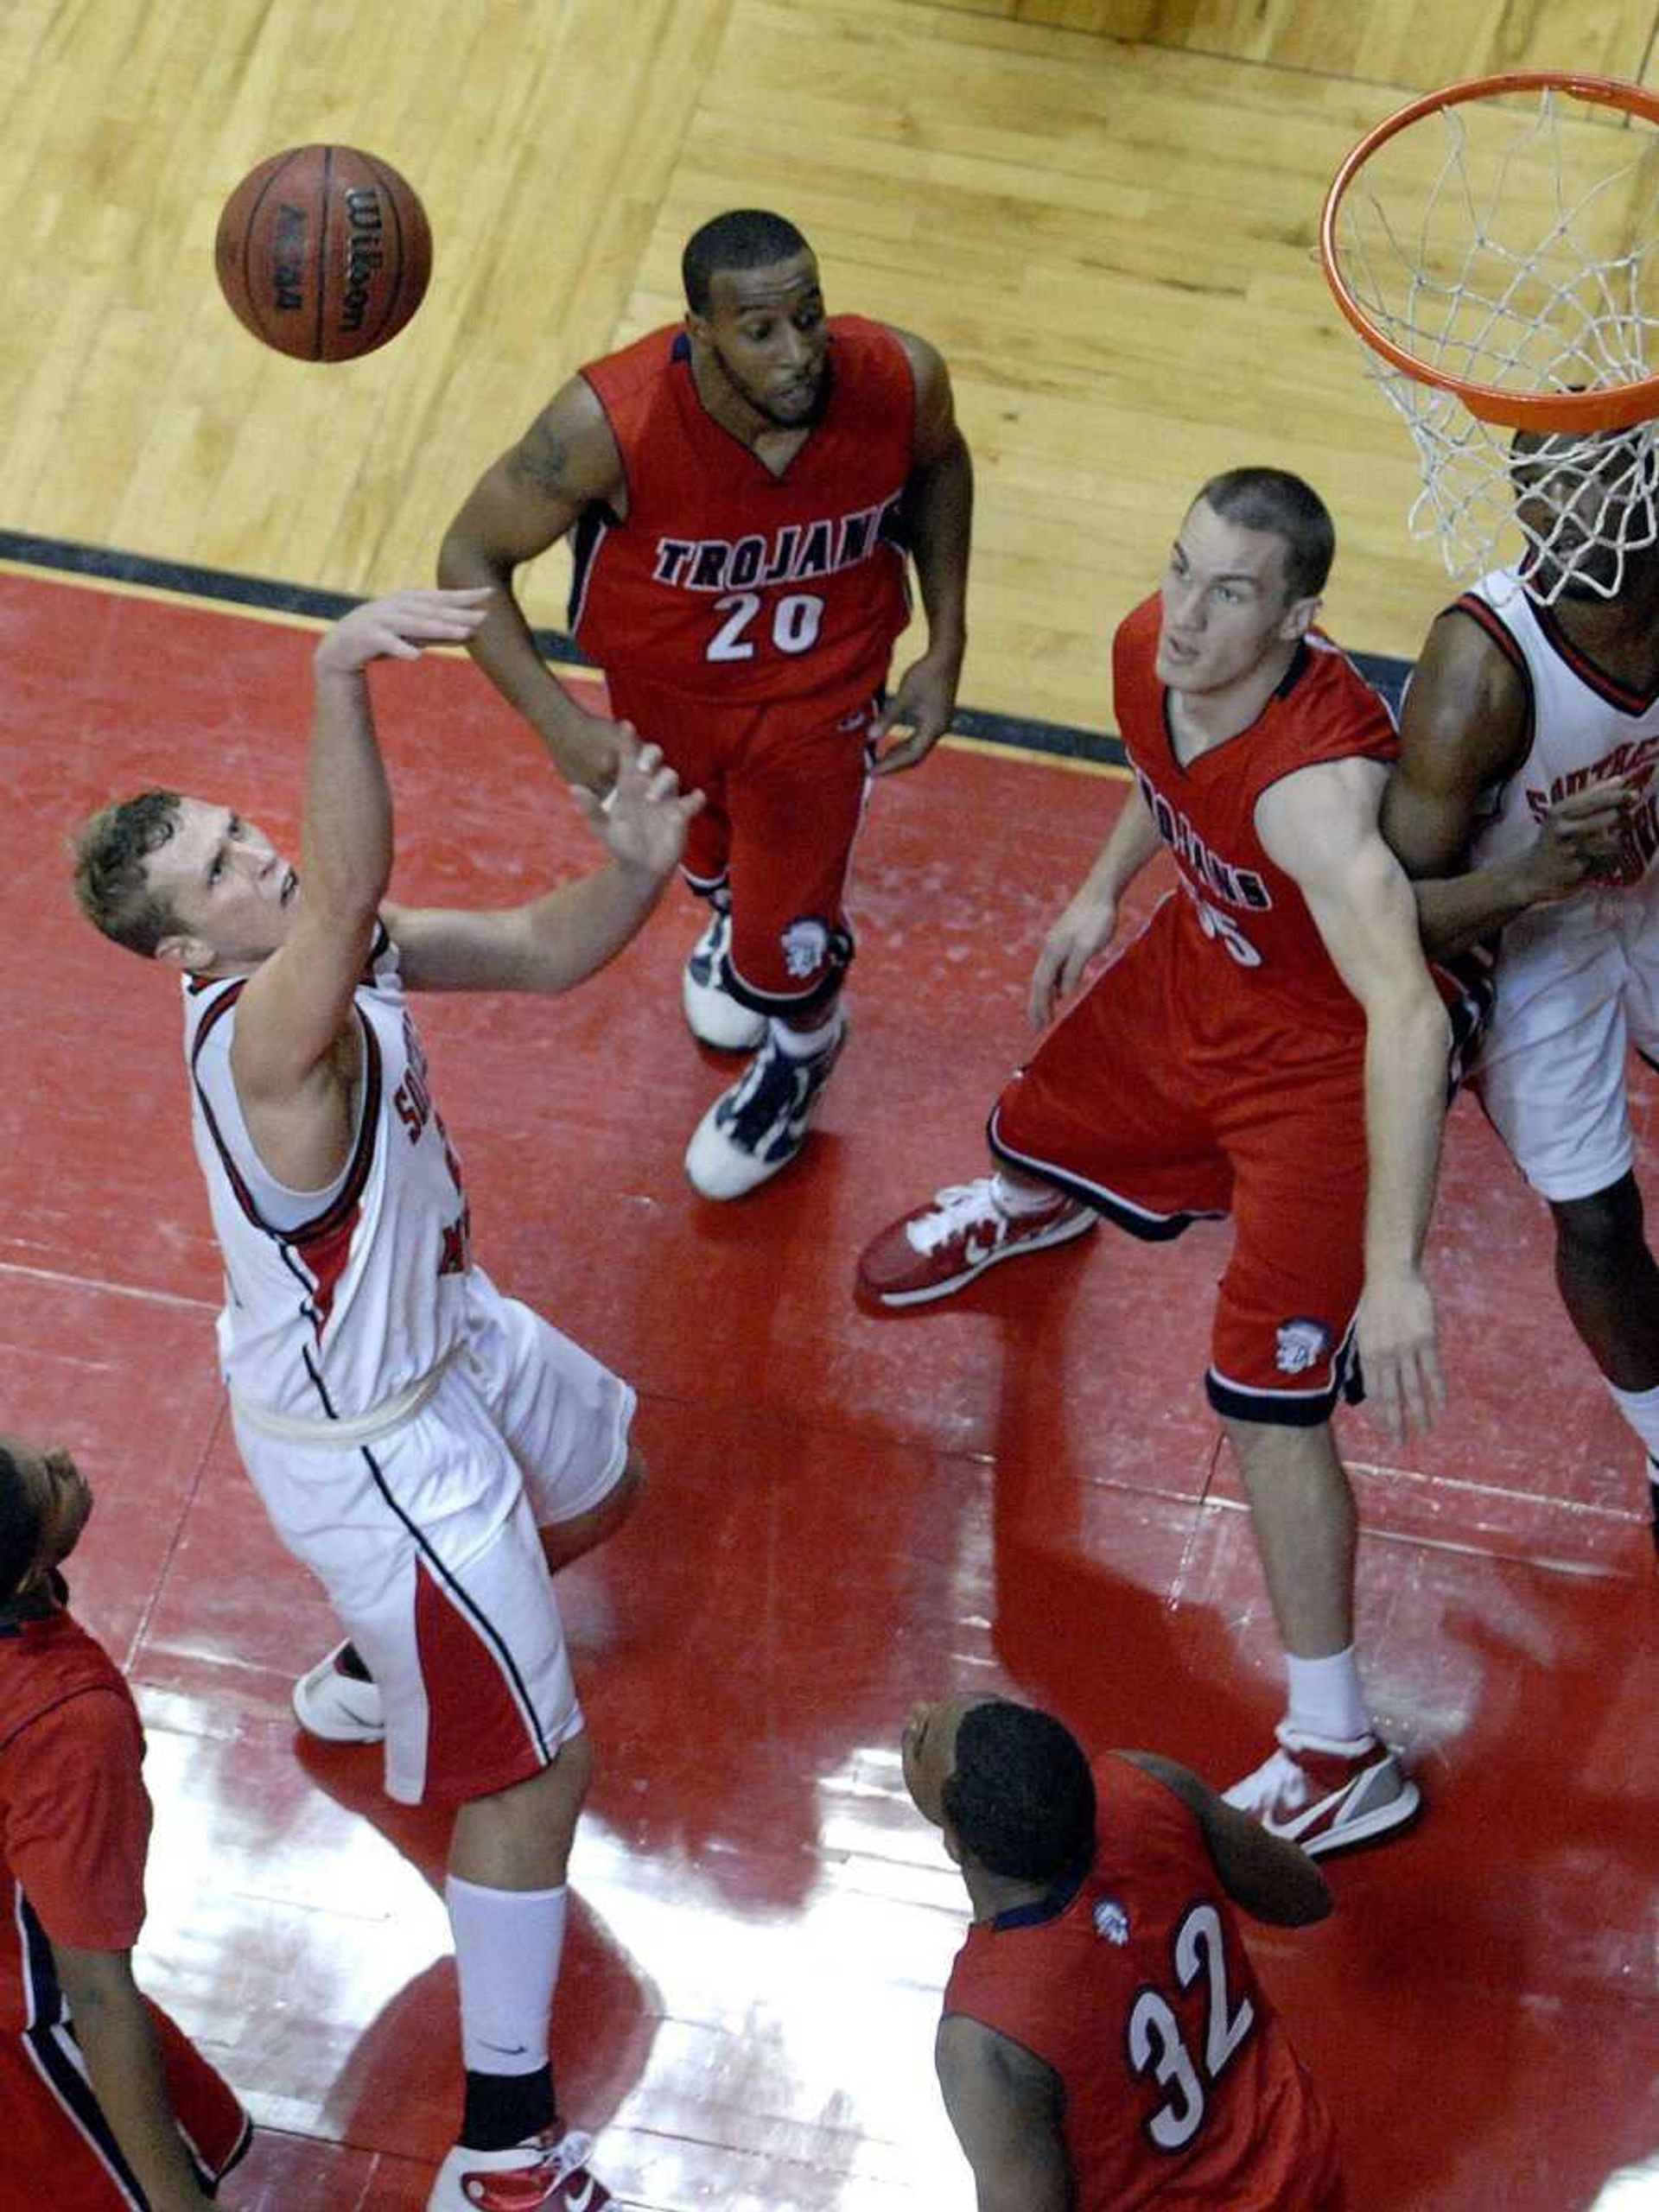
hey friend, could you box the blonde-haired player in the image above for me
[73,588,701,2212]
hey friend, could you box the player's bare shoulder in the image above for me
[881,322,960,465]
[1401,604,1530,773]
[503,373,626,515]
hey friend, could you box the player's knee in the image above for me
[1551,1173,1648,1268]
[524,1729,594,1851]
[553,1725,594,1808]
[588,1442,645,1542]
[1220,1411,1339,1481]
[613,1441,647,1522]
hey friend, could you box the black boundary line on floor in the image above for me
[0,528,1416,765]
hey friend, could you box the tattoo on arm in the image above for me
[508,416,571,497]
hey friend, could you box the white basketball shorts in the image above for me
[232,1268,636,1805]
[1475,875,1659,1203]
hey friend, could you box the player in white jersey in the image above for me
[1383,429,1659,1546]
[72,588,702,2212]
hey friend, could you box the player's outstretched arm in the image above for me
[1027,777,1161,1027]
[386,728,703,995]
[1258,757,1451,1446]
[1123,1753,1332,1926]
[232,593,489,1141]
[51,1945,222,2210]
[439,377,632,794]
[872,331,972,776]
[935,2016,1071,2212]
[1386,612,1629,955]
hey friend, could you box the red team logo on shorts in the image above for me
[781,918,831,978]
[1274,1319,1332,1375]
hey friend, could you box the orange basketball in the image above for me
[214,145,431,362]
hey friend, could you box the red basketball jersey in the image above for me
[0,1603,151,2035]
[1115,594,1398,1042]
[944,1756,1343,2211]
[571,316,915,702]
[1,1600,251,2198]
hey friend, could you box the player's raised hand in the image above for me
[870,647,962,775]
[1028,888,1118,1029]
[1355,1267,1444,1448]
[549,703,635,798]
[315,588,493,675]
[572,722,703,878]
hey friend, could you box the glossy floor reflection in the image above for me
[3,569,1655,2209]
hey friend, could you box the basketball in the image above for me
[214,145,431,363]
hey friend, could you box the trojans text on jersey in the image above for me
[649,496,906,594]
[1135,768,1273,913]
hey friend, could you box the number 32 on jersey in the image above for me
[1128,1902,1257,2151]
[707,589,824,662]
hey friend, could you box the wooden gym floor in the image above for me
[3,3,1657,2207]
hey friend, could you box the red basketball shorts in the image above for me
[988,900,1370,1425]
[603,665,883,1008]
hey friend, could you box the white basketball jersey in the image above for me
[1453,567,1659,887]
[183,926,473,1423]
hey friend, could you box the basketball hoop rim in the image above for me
[1320,70,1659,434]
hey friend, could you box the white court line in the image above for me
[0,1260,218,1313]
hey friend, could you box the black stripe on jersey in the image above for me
[22,2018,148,2207]
[188,982,262,1228]
[1533,597,1659,715]
[278,1236,330,1340]
[566,503,616,635]
[289,1013,382,1251]
[13,1885,64,2031]
[297,1352,556,1771]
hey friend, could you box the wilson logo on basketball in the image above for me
[340,189,385,334]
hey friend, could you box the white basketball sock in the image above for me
[1604,1377,1659,1462]
[445,1875,567,2075]
[1284,1645,1372,1744]
[991,1170,1063,1217]
[772,1008,842,1058]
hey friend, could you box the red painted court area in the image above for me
[3,569,1655,2208]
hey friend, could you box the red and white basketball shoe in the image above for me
[426,2127,611,2212]
[1224,1722,1421,1857]
[855,1178,1096,1306]
[290,1642,385,1745]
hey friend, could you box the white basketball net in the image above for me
[1329,83,1659,602]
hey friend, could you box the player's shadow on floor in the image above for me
[291,1735,663,2158]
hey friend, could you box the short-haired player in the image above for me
[903,1694,1343,2210]
[1382,423,1659,1548]
[861,471,1480,1853]
[73,588,702,2212]
[439,208,974,1199]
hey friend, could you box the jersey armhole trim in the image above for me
[1446,594,1537,785]
[188,995,380,1245]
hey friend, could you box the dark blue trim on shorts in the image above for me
[724,927,854,1018]
[1205,1327,1365,1428]
[987,1106,1212,1244]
